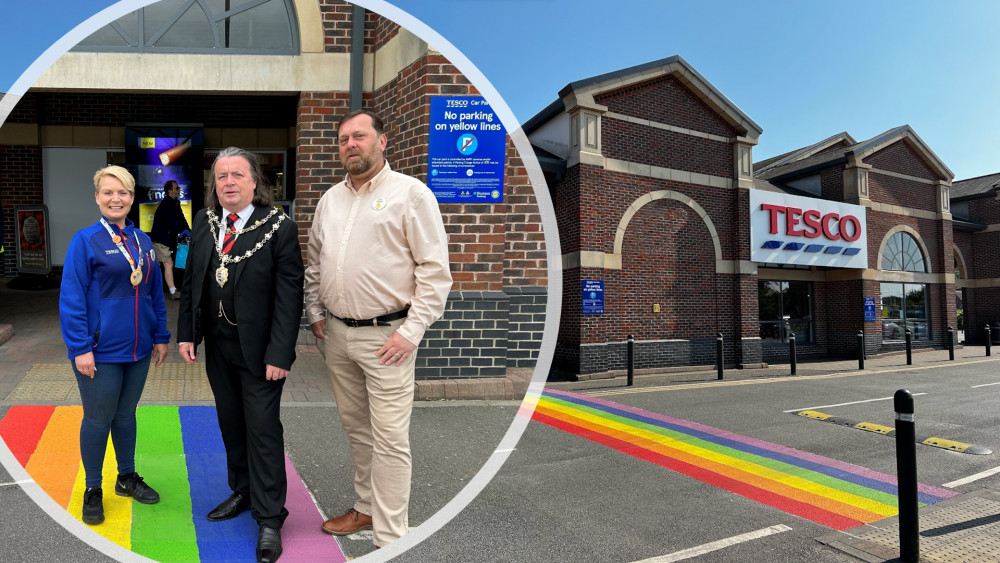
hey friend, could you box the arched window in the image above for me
[881,231,926,272]
[71,0,298,54]
[880,232,929,340]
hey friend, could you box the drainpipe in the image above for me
[350,5,365,111]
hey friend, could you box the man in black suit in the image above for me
[178,147,303,563]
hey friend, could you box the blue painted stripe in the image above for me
[843,248,861,256]
[784,242,804,251]
[179,406,258,562]
[762,240,782,249]
[824,246,844,254]
[542,391,950,505]
[805,244,825,252]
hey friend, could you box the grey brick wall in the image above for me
[505,286,546,368]
[579,337,732,375]
[417,291,509,379]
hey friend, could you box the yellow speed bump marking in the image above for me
[794,410,992,455]
[855,422,894,435]
[921,437,971,453]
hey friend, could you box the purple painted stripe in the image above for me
[281,456,347,561]
[542,389,958,500]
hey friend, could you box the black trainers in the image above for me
[82,487,104,525]
[115,472,160,504]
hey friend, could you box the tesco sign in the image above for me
[750,190,868,269]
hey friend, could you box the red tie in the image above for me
[222,213,238,254]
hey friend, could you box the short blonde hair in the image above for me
[93,165,136,195]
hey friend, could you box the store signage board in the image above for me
[582,280,604,315]
[864,297,877,322]
[427,96,506,203]
[750,190,868,269]
[15,205,52,274]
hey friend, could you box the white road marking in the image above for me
[783,393,927,413]
[971,381,1000,388]
[632,524,793,562]
[943,466,1000,488]
[0,479,33,488]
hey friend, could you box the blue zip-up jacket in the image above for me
[60,217,171,363]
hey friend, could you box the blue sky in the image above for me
[2,1,999,179]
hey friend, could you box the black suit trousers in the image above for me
[204,322,288,529]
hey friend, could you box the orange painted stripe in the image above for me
[535,403,886,523]
[25,405,83,507]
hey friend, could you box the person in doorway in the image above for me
[177,147,303,563]
[59,165,169,526]
[150,179,190,300]
[305,109,452,549]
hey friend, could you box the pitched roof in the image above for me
[951,172,1000,201]
[754,126,953,183]
[523,55,762,141]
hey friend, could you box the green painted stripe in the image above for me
[541,396,903,508]
[131,406,199,562]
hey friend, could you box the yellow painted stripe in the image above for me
[855,422,894,435]
[797,410,832,420]
[25,405,83,507]
[539,398,897,516]
[921,437,971,453]
[67,438,132,547]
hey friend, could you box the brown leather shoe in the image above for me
[321,508,373,536]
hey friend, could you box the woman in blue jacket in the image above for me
[59,165,170,525]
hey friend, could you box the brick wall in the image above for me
[318,0,366,53]
[601,118,732,177]
[594,75,737,137]
[0,146,44,276]
[864,140,938,180]
[868,173,939,213]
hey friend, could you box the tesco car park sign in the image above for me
[750,190,868,269]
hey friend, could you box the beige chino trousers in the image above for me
[324,316,414,547]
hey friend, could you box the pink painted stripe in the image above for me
[282,455,347,562]
[542,389,958,499]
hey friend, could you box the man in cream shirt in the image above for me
[305,109,452,549]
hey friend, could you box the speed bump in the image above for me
[795,410,992,455]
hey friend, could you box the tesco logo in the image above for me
[760,204,862,242]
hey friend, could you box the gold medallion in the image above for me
[130,268,142,287]
[216,266,229,288]
[112,235,122,244]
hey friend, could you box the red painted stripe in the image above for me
[533,410,865,530]
[0,405,56,467]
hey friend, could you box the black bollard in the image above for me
[788,325,797,376]
[857,330,865,370]
[716,333,724,380]
[947,326,955,361]
[627,334,634,387]
[905,328,912,366]
[894,389,919,562]
[986,324,992,357]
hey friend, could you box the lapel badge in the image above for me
[372,198,387,210]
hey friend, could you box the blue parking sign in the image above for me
[427,96,506,203]
[583,280,604,315]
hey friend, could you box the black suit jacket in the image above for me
[177,206,304,372]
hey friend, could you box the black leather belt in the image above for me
[333,308,409,327]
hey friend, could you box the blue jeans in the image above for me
[72,355,151,488]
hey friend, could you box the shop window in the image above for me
[759,280,813,344]
[72,0,298,54]
[880,282,928,340]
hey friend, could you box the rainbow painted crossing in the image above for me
[0,405,346,562]
[522,388,958,530]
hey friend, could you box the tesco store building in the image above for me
[527,56,989,378]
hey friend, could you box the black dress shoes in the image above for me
[207,492,251,522]
[257,525,282,563]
